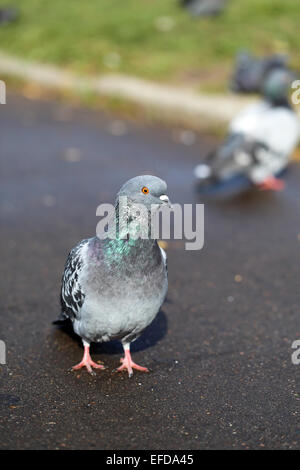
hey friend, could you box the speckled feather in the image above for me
[60,239,89,321]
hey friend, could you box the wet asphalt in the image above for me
[1,93,300,450]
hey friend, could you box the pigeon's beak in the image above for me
[159,194,172,208]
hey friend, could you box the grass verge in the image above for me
[0,0,298,90]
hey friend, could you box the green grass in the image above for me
[0,0,299,89]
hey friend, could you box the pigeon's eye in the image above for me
[142,186,149,194]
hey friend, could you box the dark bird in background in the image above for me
[0,7,18,26]
[230,50,295,94]
[180,0,227,17]
[56,175,169,377]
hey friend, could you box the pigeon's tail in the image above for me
[52,312,69,325]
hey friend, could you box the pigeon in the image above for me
[0,7,19,26]
[195,69,300,192]
[229,69,300,190]
[180,0,227,17]
[57,175,169,377]
[230,50,293,94]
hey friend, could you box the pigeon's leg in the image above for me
[116,343,149,378]
[258,176,285,191]
[72,340,105,375]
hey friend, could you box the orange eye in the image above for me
[142,186,149,194]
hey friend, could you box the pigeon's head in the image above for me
[262,69,295,106]
[117,175,170,210]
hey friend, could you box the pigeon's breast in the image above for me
[75,241,168,343]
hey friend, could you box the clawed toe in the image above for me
[71,345,105,375]
[116,349,149,377]
[71,361,105,375]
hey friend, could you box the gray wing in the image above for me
[60,239,89,321]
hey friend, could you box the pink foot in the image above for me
[116,349,149,378]
[72,345,105,375]
[258,176,285,191]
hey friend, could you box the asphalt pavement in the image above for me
[1,93,300,450]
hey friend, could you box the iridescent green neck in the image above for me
[103,201,155,262]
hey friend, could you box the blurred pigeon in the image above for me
[56,175,169,377]
[180,0,226,17]
[230,50,294,93]
[0,7,18,26]
[195,69,300,192]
